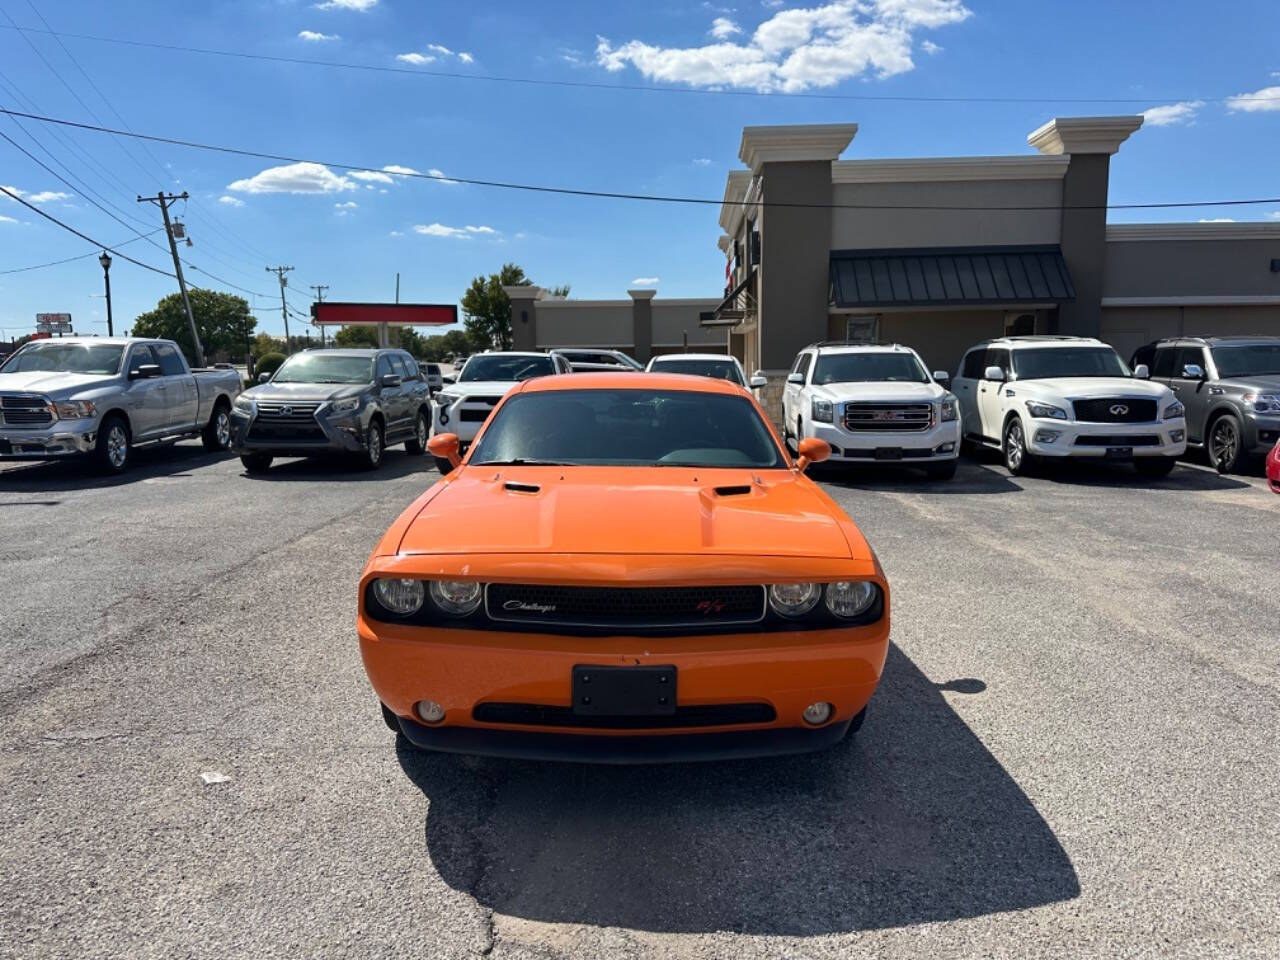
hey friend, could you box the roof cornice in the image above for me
[1106,222,1280,241]
[718,170,752,232]
[1028,116,1143,156]
[832,155,1069,184]
[739,123,858,174]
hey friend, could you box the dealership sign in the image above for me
[36,313,72,334]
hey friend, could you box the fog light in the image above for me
[415,700,445,724]
[1034,429,1061,443]
[937,442,955,453]
[439,410,450,425]
[1170,429,1185,443]
[803,702,833,726]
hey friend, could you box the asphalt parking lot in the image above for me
[1,445,1277,959]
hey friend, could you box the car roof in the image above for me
[971,336,1105,350]
[23,337,152,347]
[808,343,917,355]
[649,353,739,362]
[469,351,550,358]
[518,371,748,396]
[296,348,395,357]
[1149,335,1280,345]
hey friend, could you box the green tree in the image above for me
[132,289,256,365]
[251,333,285,360]
[460,264,570,350]
[334,326,380,348]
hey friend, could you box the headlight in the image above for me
[437,393,460,406]
[1025,400,1068,420]
[428,580,483,616]
[1162,401,1185,420]
[939,397,957,422]
[232,395,255,415]
[329,396,360,415]
[372,578,426,615]
[768,582,821,618]
[1243,393,1280,413]
[53,400,95,419]
[811,398,834,423]
[824,581,879,619]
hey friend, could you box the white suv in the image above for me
[782,341,961,480]
[953,336,1187,477]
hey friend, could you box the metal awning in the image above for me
[706,268,757,326]
[830,246,1075,308]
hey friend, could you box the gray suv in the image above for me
[1132,336,1280,473]
[230,348,432,473]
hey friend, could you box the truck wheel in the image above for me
[1002,417,1035,476]
[924,460,958,481]
[240,453,273,474]
[94,414,131,474]
[1208,414,1244,474]
[201,401,232,451]
[361,420,384,470]
[404,409,429,455]
[1134,456,1177,478]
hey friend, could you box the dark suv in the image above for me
[230,348,433,473]
[1132,336,1280,473]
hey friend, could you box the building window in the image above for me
[845,316,879,342]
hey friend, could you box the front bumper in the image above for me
[809,419,960,462]
[1023,418,1187,458]
[0,421,97,459]
[432,402,486,443]
[229,409,367,456]
[1244,413,1280,454]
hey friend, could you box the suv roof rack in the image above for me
[807,339,901,349]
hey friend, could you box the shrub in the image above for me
[257,352,286,379]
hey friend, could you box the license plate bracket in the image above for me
[874,447,904,461]
[572,665,677,716]
[1105,446,1134,459]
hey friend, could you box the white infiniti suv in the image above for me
[952,336,1187,477]
[782,341,961,480]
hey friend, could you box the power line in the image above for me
[0,227,162,274]
[0,22,1276,106]
[3,106,1279,213]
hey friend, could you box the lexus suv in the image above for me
[953,336,1186,477]
[1131,336,1280,474]
[782,341,961,480]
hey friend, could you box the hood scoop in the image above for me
[504,480,541,494]
[712,484,753,497]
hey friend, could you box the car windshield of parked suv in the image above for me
[470,388,784,468]
[460,354,555,382]
[1011,347,1129,380]
[0,342,124,375]
[1210,344,1280,377]
[649,358,745,385]
[272,353,373,384]
[812,352,928,385]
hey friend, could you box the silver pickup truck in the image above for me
[0,336,242,473]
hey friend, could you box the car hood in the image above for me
[1226,374,1280,392]
[441,380,522,398]
[1014,377,1171,400]
[811,381,944,403]
[0,371,116,396]
[244,382,368,402]
[399,467,853,558]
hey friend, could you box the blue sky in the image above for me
[1,0,1277,341]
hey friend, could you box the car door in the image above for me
[377,354,407,438]
[123,345,167,440]
[1168,344,1211,441]
[400,354,429,423]
[954,348,988,437]
[782,352,811,434]
[152,342,196,431]
[977,347,1010,440]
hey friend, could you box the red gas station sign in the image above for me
[310,302,458,326]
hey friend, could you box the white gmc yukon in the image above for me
[953,336,1187,477]
[782,341,961,480]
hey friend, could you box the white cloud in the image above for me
[298,30,339,41]
[2,184,71,204]
[1225,85,1280,113]
[315,0,376,10]
[0,214,18,224]
[426,167,458,185]
[597,0,971,92]
[389,229,405,237]
[458,52,474,64]
[1141,100,1203,126]
[227,162,356,194]
[335,201,358,208]
[632,276,660,285]
[413,223,497,238]
[1198,218,1235,223]
[350,169,394,184]
[762,0,784,7]
[396,52,435,65]
[693,157,713,166]
[427,43,453,56]
[920,39,941,54]
[400,44,472,66]
[710,17,742,39]
[218,195,244,207]
[383,164,421,176]
[1266,211,1280,220]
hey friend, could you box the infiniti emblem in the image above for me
[1109,404,1129,416]
[280,405,294,417]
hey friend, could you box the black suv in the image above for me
[1131,336,1280,473]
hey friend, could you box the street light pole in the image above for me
[98,251,114,337]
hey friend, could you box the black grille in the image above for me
[1071,398,1157,423]
[843,403,932,432]
[1074,435,1162,447]
[248,421,327,442]
[485,584,766,628]
[472,702,775,729]
[841,447,935,459]
[255,401,322,421]
[0,394,53,427]
[471,396,502,405]
[460,409,490,422]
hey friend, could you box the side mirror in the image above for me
[749,375,768,389]
[787,372,805,385]
[1132,363,1150,379]
[795,436,831,473]
[1182,363,1205,380]
[983,365,1007,382]
[932,370,950,384]
[129,363,161,380]
[257,371,272,384]
[381,374,403,387]
[427,432,461,471]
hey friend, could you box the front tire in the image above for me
[1135,456,1177,478]
[361,420,385,470]
[1208,414,1244,474]
[240,453,273,474]
[404,409,429,455]
[201,401,232,451]
[1003,417,1034,476]
[94,414,131,474]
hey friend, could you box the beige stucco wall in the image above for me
[1102,304,1280,362]
[1104,238,1280,298]
[651,301,723,348]
[872,310,1009,377]
[533,303,633,348]
[830,179,1062,251]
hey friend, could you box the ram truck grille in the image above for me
[0,394,53,428]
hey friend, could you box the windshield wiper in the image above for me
[473,458,574,466]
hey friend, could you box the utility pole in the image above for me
[137,191,204,366]
[267,266,294,353]
[309,284,329,347]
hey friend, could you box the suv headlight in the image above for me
[52,400,96,419]
[939,397,957,422]
[329,396,360,415]
[437,392,460,406]
[1243,393,1280,413]
[1025,400,1068,420]
[1162,400,1186,420]
[811,398,834,423]
[232,395,255,415]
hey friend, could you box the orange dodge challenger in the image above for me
[358,372,890,763]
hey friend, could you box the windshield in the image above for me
[1012,347,1129,380]
[649,358,744,385]
[272,353,373,384]
[812,353,928,385]
[1211,344,1280,378]
[460,355,555,382]
[470,388,784,468]
[0,342,124,376]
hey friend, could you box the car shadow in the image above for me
[819,460,1022,495]
[395,645,1079,935]
[0,442,230,491]
[1029,459,1252,491]
[238,451,436,482]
